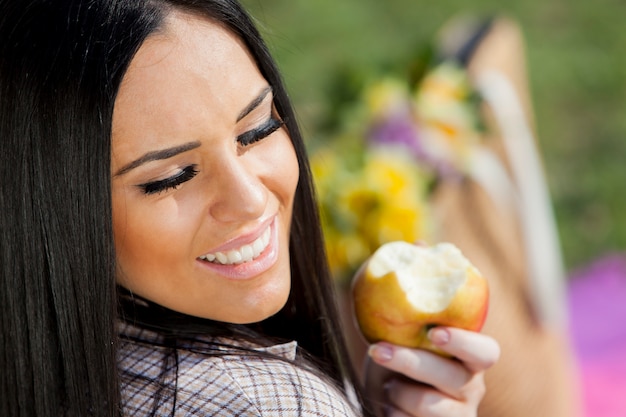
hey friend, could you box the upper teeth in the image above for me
[199,226,271,265]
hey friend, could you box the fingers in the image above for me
[384,379,475,417]
[367,327,499,401]
[368,342,477,401]
[429,327,500,373]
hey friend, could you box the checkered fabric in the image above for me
[118,321,361,416]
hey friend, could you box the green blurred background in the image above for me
[241,0,626,273]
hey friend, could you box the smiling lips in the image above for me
[198,224,271,265]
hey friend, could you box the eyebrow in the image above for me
[114,141,201,176]
[237,86,273,122]
[115,86,273,176]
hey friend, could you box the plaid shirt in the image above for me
[118,321,361,416]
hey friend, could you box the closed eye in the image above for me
[138,164,199,195]
[237,116,285,148]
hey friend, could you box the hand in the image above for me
[363,327,500,416]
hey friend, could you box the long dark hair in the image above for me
[0,1,371,415]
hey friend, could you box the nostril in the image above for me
[209,176,267,222]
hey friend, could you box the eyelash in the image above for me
[139,164,199,195]
[237,116,285,147]
[137,117,284,195]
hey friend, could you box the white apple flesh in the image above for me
[352,241,489,354]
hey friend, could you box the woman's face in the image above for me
[111,12,299,324]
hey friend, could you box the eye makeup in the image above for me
[138,164,199,195]
[236,115,285,147]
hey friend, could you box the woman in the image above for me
[0,0,499,416]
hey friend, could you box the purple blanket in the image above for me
[567,254,626,417]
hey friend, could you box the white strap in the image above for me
[473,69,568,330]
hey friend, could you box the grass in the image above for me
[241,0,626,272]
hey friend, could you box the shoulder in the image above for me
[118,322,359,416]
[179,342,355,417]
[208,343,360,416]
[118,322,262,415]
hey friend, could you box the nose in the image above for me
[208,157,267,223]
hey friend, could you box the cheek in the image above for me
[112,196,150,280]
[268,133,300,204]
[111,194,133,255]
[111,192,195,278]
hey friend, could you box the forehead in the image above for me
[118,11,261,111]
[111,11,267,164]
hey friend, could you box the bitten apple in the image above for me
[351,241,489,355]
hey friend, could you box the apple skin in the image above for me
[351,249,489,355]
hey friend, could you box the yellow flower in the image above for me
[364,78,411,119]
[417,62,470,104]
[414,62,482,171]
[362,150,429,245]
[311,58,483,284]
[314,146,430,282]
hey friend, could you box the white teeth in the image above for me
[240,245,254,260]
[227,250,243,264]
[200,225,271,265]
[252,236,265,254]
[215,252,228,264]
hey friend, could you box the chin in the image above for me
[232,289,291,324]
[207,277,292,325]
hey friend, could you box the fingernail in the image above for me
[368,343,394,362]
[428,327,451,346]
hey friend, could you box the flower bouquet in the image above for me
[311,59,485,284]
